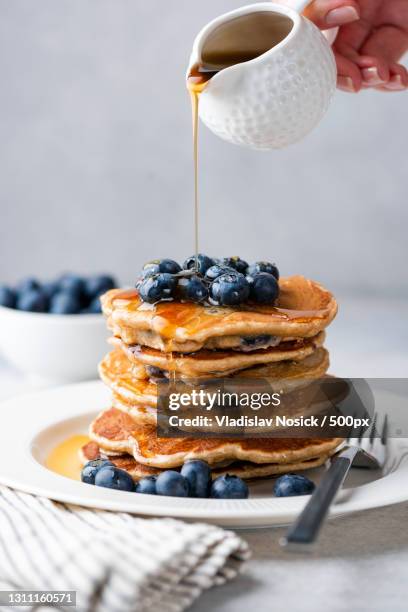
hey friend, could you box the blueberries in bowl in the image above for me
[210,474,249,499]
[84,275,115,301]
[50,292,82,315]
[17,289,48,313]
[0,285,16,309]
[181,460,212,498]
[0,273,118,315]
[210,272,250,306]
[273,474,315,497]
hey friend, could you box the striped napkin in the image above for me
[0,486,250,612]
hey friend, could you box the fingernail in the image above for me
[362,67,385,85]
[326,6,359,27]
[337,76,356,93]
[384,75,405,91]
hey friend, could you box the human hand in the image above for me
[279,1,408,92]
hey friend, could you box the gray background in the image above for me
[0,1,407,302]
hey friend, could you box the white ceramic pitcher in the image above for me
[188,1,337,150]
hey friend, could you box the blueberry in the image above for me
[59,274,86,299]
[143,259,181,277]
[179,276,208,303]
[146,365,167,379]
[82,296,102,314]
[16,277,40,294]
[17,289,48,313]
[249,273,279,305]
[138,273,177,303]
[42,280,60,301]
[210,272,250,306]
[81,459,113,485]
[183,254,215,275]
[155,471,190,497]
[247,261,279,280]
[273,474,315,497]
[210,474,249,499]
[0,285,16,308]
[135,476,157,495]
[241,334,272,348]
[222,257,248,275]
[205,264,236,281]
[85,275,115,300]
[181,460,211,498]
[94,465,135,491]
[49,291,81,314]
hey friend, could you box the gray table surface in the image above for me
[0,296,407,612]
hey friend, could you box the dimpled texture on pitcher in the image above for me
[199,18,336,150]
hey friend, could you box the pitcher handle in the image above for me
[280,0,339,44]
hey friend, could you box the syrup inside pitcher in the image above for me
[186,11,294,263]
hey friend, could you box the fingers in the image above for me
[303,0,359,29]
[376,63,408,92]
[335,51,362,92]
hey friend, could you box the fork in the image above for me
[281,412,388,549]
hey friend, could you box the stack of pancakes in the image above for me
[82,275,341,481]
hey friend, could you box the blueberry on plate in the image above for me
[135,476,157,495]
[81,459,113,485]
[138,273,177,303]
[222,256,248,275]
[49,291,82,314]
[17,289,48,313]
[58,274,86,299]
[205,264,236,281]
[183,254,215,276]
[273,474,315,497]
[210,272,250,306]
[210,474,249,499]
[0,285,16,308]
[94,465,135,491]
[249,272,279,305]
[16,277,40,294]
[180,276,208,303]
[181,460,211,498]
[85,275,115,300]
[247,261,279,280]
[82,296,102,314]
[155,471,190,497]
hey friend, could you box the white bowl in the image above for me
[0,306,109,385]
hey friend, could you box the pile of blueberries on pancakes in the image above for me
[136,255,280,306]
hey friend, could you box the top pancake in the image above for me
[102,275,337,353]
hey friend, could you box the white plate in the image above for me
[0,381,407,527]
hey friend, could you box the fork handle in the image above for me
[282,448,358,548]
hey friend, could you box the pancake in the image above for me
[99,348,329,424]
[101,275,337,353]
[115,331,325,378]
[89,407,342,469]
[80,441,335,481]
